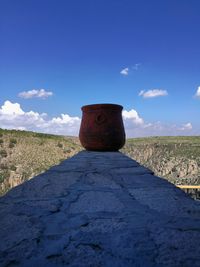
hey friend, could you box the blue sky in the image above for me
[1,0,200,137]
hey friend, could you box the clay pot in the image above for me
[79,103,126,151]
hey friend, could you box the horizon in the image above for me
[1,0,200,137]
[1,126,200,140]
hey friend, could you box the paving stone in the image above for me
[0,151,200,267]
[69,191,124,213]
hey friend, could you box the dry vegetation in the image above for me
[122,136,200,186]
[1,130,200,196]
[0,128,82,195]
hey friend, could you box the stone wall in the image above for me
[0,151,200,267]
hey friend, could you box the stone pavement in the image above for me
[0,151,200,267]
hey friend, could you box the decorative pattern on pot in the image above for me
[79,103,126,151]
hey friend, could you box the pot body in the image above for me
[79,104,126,151]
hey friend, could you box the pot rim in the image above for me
[81,103,123,112]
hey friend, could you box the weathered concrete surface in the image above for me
[0,151,200,267]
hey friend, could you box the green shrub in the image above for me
[0,163,8,170]
[0,139,3,144]
[10,138,17,144]
[0,170,10,183]
[22,171,30,181]
[8,138,17,148]
[10,165,17,171]
[0,174,4,183]
[64,149,71,153]
[0,150,7,157]
[57,142,63,148]
[39,140,45,146]
[33,132,58,139]
[9,142,15,148]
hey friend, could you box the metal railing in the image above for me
[176,185,200,200]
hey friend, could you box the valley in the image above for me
[0,129,200,197]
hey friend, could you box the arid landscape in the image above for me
[0,128,200,196]
[122,136,200,186]
[0,128,82,195]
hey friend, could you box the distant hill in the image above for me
[0,129,200,196]
[0,128,82,195]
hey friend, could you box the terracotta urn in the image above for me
[79,103,126,151]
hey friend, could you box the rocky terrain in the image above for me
[122,136,200,186]
[0,129,200,196]
[0,128,82,195]
[1,151,199,267]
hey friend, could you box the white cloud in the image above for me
[194,86,200,98]
[122,109,144,125]
[48,114,81,135]
[132,63,141,70]
[0,101,80,136]
[120,64,141,76]
[0,100,24,115]
[120,67,129,76]
[0,101,195,138]
[18,89,53,99]
[122,108,193,137]
[180,122,192,131]
[123,119,194,137]
[139,89,168,98]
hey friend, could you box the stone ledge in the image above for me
[0,151,200,267]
